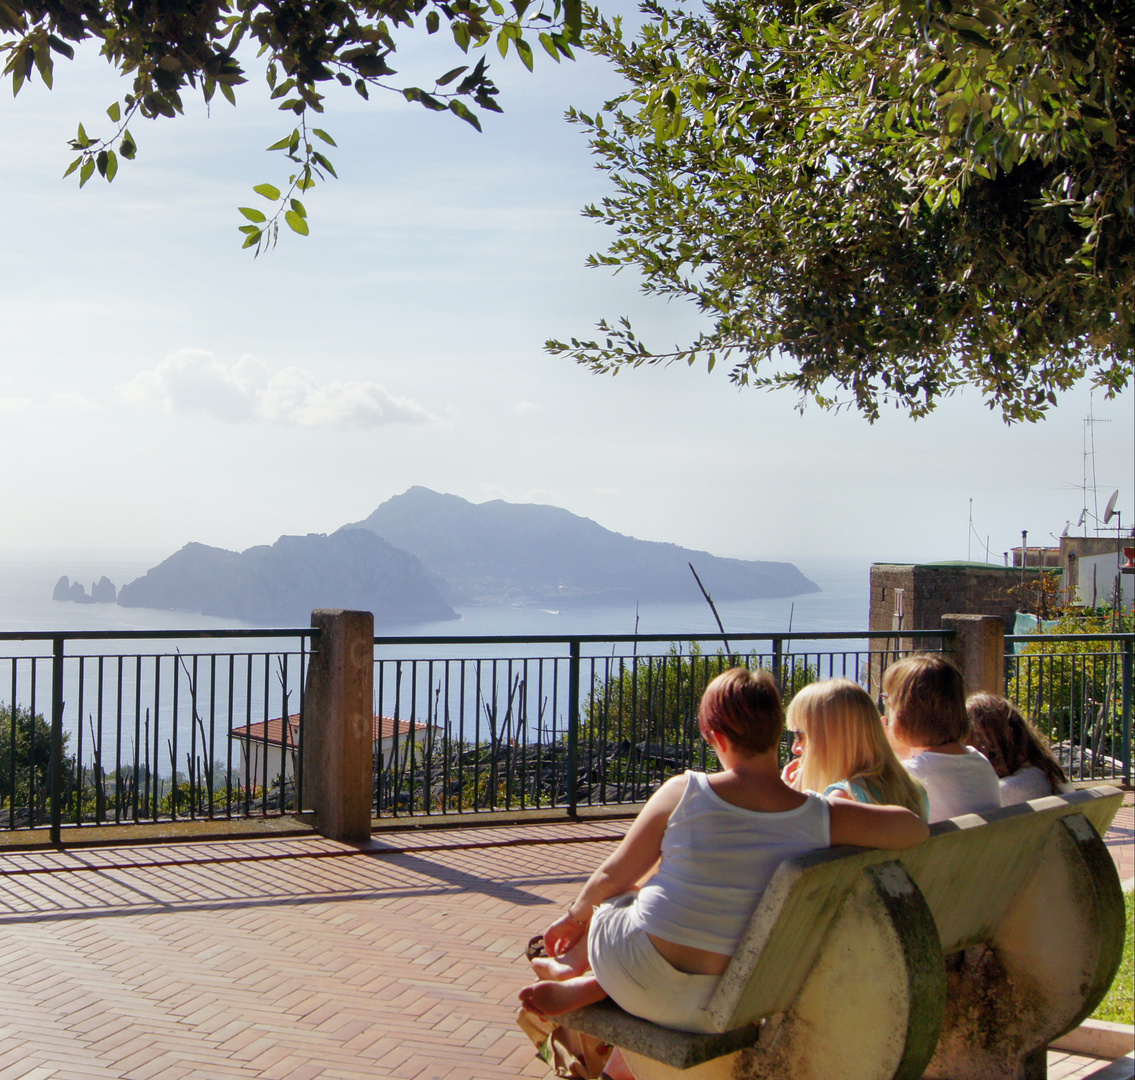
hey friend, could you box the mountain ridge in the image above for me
[109,487,819,624]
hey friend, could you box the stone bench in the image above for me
[553,786,1125,1080]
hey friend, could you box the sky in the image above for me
[1,6,1131,573]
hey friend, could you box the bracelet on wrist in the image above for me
[565,902,591,927]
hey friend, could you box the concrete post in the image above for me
[940,614,1005,698]
[302,609,374,842]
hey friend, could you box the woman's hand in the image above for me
[780,758,800,787]
[544,911,588,958]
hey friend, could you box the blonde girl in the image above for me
[785,678,928,818]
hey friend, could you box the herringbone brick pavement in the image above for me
[0,814,1126,1080]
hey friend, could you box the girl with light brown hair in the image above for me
[966,693,1072,803]
[881,654,1000,822]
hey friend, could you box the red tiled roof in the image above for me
[231,714,435,743]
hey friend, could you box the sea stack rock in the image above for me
[70,581,93,603]
[91,576,117,603]
[53,575,71,601]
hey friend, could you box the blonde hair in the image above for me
[786,679,927,817]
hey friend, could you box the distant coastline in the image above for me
[2,551,870,637]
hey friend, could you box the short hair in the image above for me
[698,667,783,755]
[882,654,968,747]
[786,679,926,816]
[966,693,1068,792]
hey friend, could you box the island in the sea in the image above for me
[66,487,819,625]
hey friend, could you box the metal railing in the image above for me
[1005,632,1134,784]
[372,629,953,818]
[12,622,1128,837]
[0,629,316,842]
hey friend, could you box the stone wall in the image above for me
[870,562,1056,637]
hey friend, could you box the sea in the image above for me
[0,550,873,765]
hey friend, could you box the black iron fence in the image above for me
[0,629,316,841]
[371,630,953,818]
[1005,632,1133,785]
[3,623,1129,839]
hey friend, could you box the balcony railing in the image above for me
[371,629,953,818]
[1005,632,1133,785]
[3,622,1128,840]
[0,629,316,842]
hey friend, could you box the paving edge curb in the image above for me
[1051,1020,1135,1061]
[1081,1053,1134,1080]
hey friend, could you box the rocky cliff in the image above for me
[117,529,457,626]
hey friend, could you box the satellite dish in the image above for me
[1103,489,1120,524]
[1060,521,1070,537]
[1077,509,1088,526]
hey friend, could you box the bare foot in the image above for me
[530,954,582,981]
[603,1048,636,1080]
[518,976,607,1017]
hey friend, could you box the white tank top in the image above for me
[630,771,831,953]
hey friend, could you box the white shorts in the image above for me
[587,893,721,1034]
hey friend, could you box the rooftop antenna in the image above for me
[1102,491,1122,631]
[1082,394,1110,534]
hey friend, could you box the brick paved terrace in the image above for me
[0,795,1129,1080]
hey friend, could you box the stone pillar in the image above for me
[940,614,1005,698]
[302,609,374,842]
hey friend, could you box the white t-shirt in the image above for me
[902,747,1001,822]
[999,764,1074,805]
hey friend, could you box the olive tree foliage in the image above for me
[1,0,582,249]
[547,0,1133,421]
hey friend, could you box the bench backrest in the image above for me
[707,785,1123,1032]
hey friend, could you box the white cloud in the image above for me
[51,391,99,411]
[0,397,32,412]
[119,349,441,428]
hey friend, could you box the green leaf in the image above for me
[62,157,81,179]
[47,35,74,60]
[239,206,267,222]
[253,183,281,200]
[426,10,439,33]
[311,152,338,177]
[312,128,337,146]
[104,149,117,181]
[78,158,94,187]
[284,210,309,235]
[289,198,307,217]
[449,100,482,131]
[106,101,121,123]
[515,38,534,72]
[241,230,262,249]
[220,82,236,106]
[435,66,468,87]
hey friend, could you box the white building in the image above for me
[231,713,441,784]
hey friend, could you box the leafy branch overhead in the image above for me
[547,0,1133,421]
[1,0,583,250]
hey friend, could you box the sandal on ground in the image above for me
[525,934,548,961]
